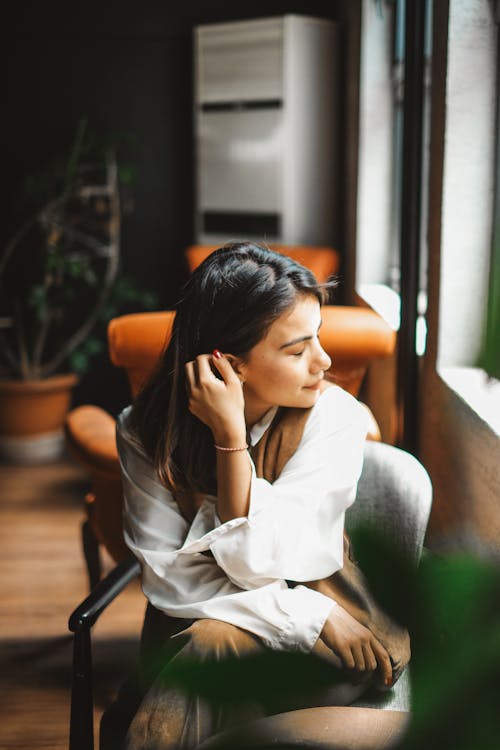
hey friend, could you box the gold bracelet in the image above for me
[214,443,249,452]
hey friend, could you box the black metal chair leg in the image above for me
[70,627,95,750]
[82,519,101,590]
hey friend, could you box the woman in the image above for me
[115,243,409,750]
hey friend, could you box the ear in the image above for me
[224,354,247,382]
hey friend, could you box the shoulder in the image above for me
[116,406,173,503]
[303,383,368,439]
[116,404,134,445]
[116,405,148,461]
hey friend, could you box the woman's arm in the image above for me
[181,386,368,585]
[185,352,252,522]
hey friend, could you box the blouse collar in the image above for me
[248,406,279,446]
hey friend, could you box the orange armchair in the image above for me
[185,244,340,284]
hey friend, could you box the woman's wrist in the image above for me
[214,443,248,452]
[212,424,247,448]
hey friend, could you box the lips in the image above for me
[304,380,323,390]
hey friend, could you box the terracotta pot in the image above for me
[0,373,78,463]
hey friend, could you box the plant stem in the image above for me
[0,331,22,378]
[32,309,54,372]
[39,154,121,377]
[13,300,33,379]
[61,117,88,205]
[0,216,37,280]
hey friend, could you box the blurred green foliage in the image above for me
[152,650,345,708]
[151,528,500,749]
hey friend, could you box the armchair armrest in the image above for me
[69,555,141,633]
[68,556,141,750]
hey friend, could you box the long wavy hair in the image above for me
[129,242,336,495]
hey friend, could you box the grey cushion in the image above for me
[348,441,433,563]
[347,442,433,711]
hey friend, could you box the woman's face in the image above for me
[235,294,332,425]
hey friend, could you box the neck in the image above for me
[244,398,275,431]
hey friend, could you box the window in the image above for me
[356,0,432,359]
[437,0,500,436]
[356,0,500,439]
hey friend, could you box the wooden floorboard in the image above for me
[0,455,146,749]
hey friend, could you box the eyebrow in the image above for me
[279,320,323,349]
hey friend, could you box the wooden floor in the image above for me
[0,455,145,749]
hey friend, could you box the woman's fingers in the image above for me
[320,606,392,679]
[350,643,367,672]
[361,641,378,672]
[184,353,245,436]
[185,360,196,391]
[211,351,241,384]
[337,645,355,670]
[191,353,239,387]
[185,352,240,390]
[186,355,220,390]
[196,354,217,384]
[370,637,393,685]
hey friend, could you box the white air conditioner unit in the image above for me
[194,15,339,245]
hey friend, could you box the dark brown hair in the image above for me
[130,242,335,494]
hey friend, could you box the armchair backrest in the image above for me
[185,244,340,283]
[108,311,175,399]
[107,307,395,399]
[109,241,394,400]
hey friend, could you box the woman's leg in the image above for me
[196,706,410,750]
[125,616,396,750]
[125,619,268,750]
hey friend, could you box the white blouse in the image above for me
[116,385,368,653]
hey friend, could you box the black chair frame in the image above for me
[68,556,141,750]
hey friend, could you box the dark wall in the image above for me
[4,0,353,415]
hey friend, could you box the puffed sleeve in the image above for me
[116,408,335,653]
[179,386,369,586]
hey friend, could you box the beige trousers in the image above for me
[125,618,408,750]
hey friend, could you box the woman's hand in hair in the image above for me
[185,352,247,446]
[320,605,393,685]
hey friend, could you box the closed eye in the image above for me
[280,320,323,351]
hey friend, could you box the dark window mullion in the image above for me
[480,19,500,379]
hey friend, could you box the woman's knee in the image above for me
[175,618,264,661]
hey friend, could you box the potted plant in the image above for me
[0,120,155,462]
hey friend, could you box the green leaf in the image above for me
[46,251,64,272]
[83,337,104,355]
[66,259,84,278]
[349,522,418,627]
[140,291,159,309]
[68,350,90,375]
[117,165,137,184]
[400,555,500,750]
[146,650,346,707]
[28,285,48,314]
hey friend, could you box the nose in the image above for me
[312,338,332,372]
